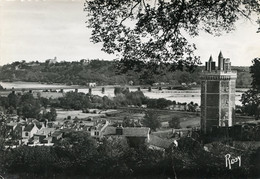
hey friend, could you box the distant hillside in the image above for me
[0,60,125,85]
[0,60,251,87]
[232,66,252,88]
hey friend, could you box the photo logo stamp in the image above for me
[225,154,241,169]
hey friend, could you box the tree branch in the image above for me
[119,1,141,25]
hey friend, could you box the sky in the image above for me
[0,0,260,66]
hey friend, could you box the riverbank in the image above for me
[0,81,246,105]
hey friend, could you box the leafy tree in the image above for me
[49,107,57,120]
[125,91,146,106]
[0,96,9,110]
[85,0,260,72]
[15,93,41,119]
[8,92,18,109]
[146,98,158,108]
[122,116,134,127]
[168,116,181,129]
[156,98,172,109]
[187,101,198,112]
[18,102,41,119]
[59,92,91,110]
[20,92,34,103]
[98,136,128,158]
[39,97,49,108]
[146,98,172,109]
[114,87,130,96]
[241,58,260,118]
[250,58,260,91]
[142,110,161,131]
[7,106,16,115]
[44,107,57,121]
[177,71,192,84]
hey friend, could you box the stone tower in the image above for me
[201,52,237,134]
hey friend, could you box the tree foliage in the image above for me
[168,116,181,129]
[85,0,260,72]
[250,58,260,91]
[2,136,259,178]
[146,98,173,109]
[59,92,91,110]
[0,92,42,119]
[142,110,161,131]
[241,58,260,118]
[43,107,57,121]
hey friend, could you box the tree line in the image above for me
[0,92,57,122]
[0,60,251,87]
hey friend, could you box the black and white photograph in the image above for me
[0,0,260,178]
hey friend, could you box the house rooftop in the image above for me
[24,124,37,132]
[82,121,95,127]
[149,135,173,149]
[36,128,56,136]
[123,127,150,137]
[103,127,150,137]
[51,130,62,137]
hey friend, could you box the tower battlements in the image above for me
[201,51,237,134]
[201,70,237,80]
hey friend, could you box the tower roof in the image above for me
[209,55,213,62]
[218,51,223,58]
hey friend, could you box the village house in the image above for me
[102,125,177,150]
[82,121,95,131]
[103,126,150,147]
[33,127,56,144]
[6,122,18,136]
[22,123,40,143]
[90,119,110,139]
[148,134,176,151]
[51,130,63,144]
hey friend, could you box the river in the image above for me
[0,81,245,105]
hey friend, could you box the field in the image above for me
[108,108,200,128]
[55,108,117,121]
[55,107,253,136]
[55,107,200,129]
